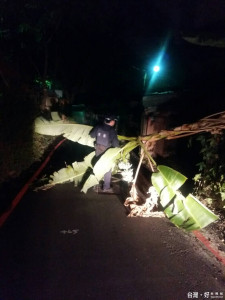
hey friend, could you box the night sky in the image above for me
[58,0,225,102]
[1,0,225,110]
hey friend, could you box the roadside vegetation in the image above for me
[191,133,225,241]
[192,133,225,211]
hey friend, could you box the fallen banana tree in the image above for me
[34,111,225,231]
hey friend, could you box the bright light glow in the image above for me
[144,31,171,94]
[153,65,160,72]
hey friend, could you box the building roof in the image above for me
[142,91,177,108]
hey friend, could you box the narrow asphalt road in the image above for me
[0,141,225,300]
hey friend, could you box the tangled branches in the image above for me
[124,111,225,218]
[140,111,225,143]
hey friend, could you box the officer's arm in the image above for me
[89,126,98,138]
[112,133,119,147]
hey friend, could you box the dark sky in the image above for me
[2,0,225,105]
[52,0,225,99]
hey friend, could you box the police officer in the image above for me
[89,115,119,192]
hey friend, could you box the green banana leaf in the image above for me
[81,174,99,193]
[34,117,132,147]
[81,147,122,192]
[39,145,126,193]
[35,117,95,147]
[152,165,218,230]
[39,151,95,189]
[185,194,219,229]
[120,140,139,160]
[34,116,133,193]
[50,165,81,185]
[152,165,187,207]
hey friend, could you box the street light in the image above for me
[144,63,162,93]
[144,32,172,94]
[153,65,160,72]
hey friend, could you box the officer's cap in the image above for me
[104,114,118,122]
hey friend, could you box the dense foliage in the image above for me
[193,132,225,211]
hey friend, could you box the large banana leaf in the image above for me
[80,174,100,194]
[119,140,139,161]
[35,117,95,147]
[39,147,122,193]
[151,165,187,207]
[39,151,95,189]
[35,117,129,147]
[185,194,218,229]
[152,165,218,230]
[81,147,122,192]
[34,116,136,193]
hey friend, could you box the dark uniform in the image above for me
[90,116,119,191]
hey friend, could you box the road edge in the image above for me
[0,138,66,228]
